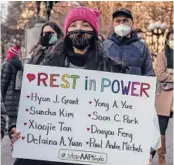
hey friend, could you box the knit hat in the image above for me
[6,46,20,60]
[64,7,100,35]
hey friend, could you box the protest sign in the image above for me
[13,64,156,165]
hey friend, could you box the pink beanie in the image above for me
[64,7,100,35]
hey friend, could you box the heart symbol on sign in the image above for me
[26,109,29,112]
[22,136,25,140]
[86,142,89,145]
[87,128,90,131]
[24,122,27,126]
[88,114,91,117]
[27,73,36,82]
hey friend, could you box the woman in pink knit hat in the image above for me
[10,7,125,165]
[39,7,125,71]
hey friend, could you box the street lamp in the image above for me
[148,21,167,53]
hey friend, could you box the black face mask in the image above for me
[67,30,95,50]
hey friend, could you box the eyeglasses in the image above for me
[114,18,129,24]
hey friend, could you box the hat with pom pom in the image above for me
[64,7,100,35]
[6,45,21,61]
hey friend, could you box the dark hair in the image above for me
[134,28,143,33]
[165,29,173,68]
[98,34,105,42]
[40,22,63,39]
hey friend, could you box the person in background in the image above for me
[103,8,161,165]
[103,8,154,76]
[9,7,126,165]
[28,22,63,65]
[154,29,173,165]
[134,28,146,43]
[1,45,23,139]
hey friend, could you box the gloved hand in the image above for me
[40,32,52,47]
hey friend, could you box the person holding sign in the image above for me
[40,7,125,72]
[154,29,174,165]
[10,7,126,165]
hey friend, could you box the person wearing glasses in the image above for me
[104,8,154,76]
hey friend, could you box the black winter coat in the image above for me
[1,57,22,133]
[1,97,6,139]
[41,39,126,73]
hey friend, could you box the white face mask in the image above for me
[140,39,146,43]
[168,40,174,50]
[114,24,131,37]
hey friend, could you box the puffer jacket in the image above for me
[1,57,22,133]
[1,97,6,139]
[103,32,154,76]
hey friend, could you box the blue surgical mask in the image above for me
[49,34,58,44]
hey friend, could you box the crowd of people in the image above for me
[1,6,173,165]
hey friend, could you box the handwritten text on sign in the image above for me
[13,64,156,165]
